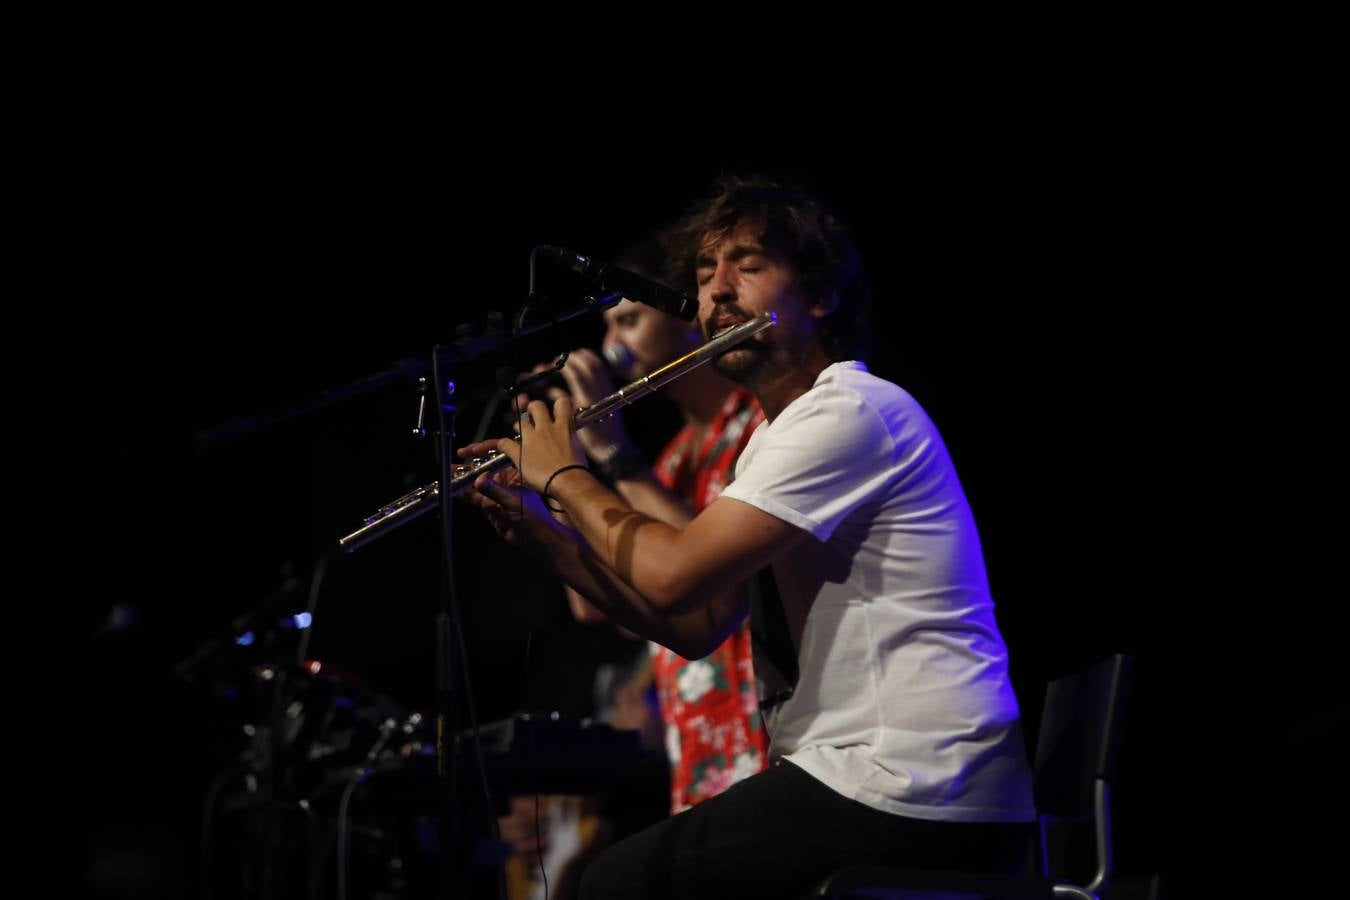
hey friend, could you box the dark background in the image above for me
[34,6,1346,898]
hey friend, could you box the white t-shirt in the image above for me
[720,361,1036,823]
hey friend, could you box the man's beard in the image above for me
[711,342,766,382]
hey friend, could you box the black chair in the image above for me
[814,654,1134,900]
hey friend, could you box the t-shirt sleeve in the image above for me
[719,384,902,541]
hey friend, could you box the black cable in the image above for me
[473,387,507,444]
[335,774,362,900]
[514,387,548,900]
[434,351,506,900]
[200,767,242,900]
[450,587,507,900]
[519,246,546,334]
[295,548,334,668]
[305,824,336,900]
[534,791,548,900]
[336,719,397,900]
[524,630,548,900]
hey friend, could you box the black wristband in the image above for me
[543,464,589,508]
[597,444,647,481]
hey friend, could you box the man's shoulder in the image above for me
[815,362,921,419]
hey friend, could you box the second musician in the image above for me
[548,234,769,816]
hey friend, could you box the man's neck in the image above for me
[746,344,834,421]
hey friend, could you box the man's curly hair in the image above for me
[666,175,872,362]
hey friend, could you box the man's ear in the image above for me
[811,290,841,317]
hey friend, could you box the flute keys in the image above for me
[451,458,488,477]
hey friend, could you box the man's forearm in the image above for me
[612,471,695,529]
[533,510,741,659]
[547,463,807,622]
[546,468,700,611]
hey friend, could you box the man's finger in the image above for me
[552,393,575,420]
[457,439,500,459]
[494,436,522,466]
[558,359,586,397]
[526,398,553,423]
[476,477,522,521]
[572,347,604,372]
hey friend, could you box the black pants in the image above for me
[578,759,1033,899]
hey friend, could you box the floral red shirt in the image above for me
[650,387,768,813]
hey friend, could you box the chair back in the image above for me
[1032,654,1133,818]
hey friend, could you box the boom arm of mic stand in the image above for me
[193,358,430,450]
[192,294,617,451]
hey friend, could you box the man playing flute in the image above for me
[462,176,1035,899]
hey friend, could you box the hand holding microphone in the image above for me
[507,344,643,481]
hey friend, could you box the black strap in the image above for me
[749,566,798,712]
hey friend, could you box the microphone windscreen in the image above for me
[604,344,636,377]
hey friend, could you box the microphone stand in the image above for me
[192,292,621,451]
[193,358,430,451]
[429,349,466,895]
[423,288,626,898]
[189,247,656,896]
[174,567,312,899]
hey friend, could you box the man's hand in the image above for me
[456,440,560,547]
[557,349,634,461]
[493,396,590,497]
[517,351,637,465]
[498,794,549,856]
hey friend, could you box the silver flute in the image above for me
[339,312,776,552]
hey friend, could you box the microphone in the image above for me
[538,245,697,321]
[504,344,635,407]
[603,343,637,378]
